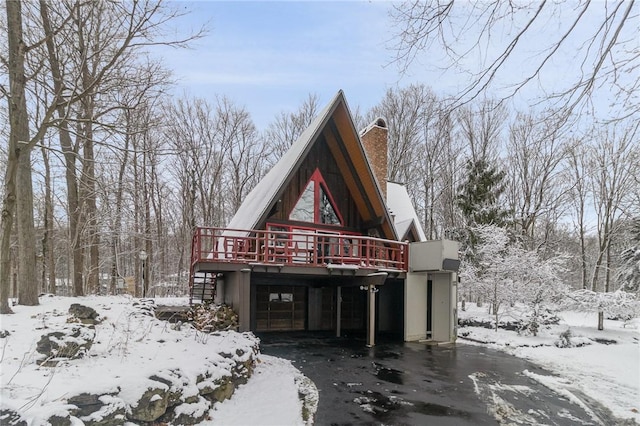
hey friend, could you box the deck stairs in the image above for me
[189,271,217,304]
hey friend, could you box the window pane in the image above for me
[320,188,340,224]
[290,181,315,222]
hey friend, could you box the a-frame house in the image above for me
[189,90,460,345]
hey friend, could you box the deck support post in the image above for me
[364,272,387,348]
[336,286,342,337]
[238,269,251,332]
[366,284,376,347]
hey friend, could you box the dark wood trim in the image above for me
[327,120,377,222]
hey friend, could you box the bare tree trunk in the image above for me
[597,310,604,331]
[605,240,612,293]
[133,143,141,298]
[0,140,18,314]
[41,143,56,293]
[16,147,38,305]
[150,155,166,288]
[76,9,101,295]
[110,112,131,294]
[143,157,151,298]
[2,0,34,312]
[79,119,99,294]
[39,0,84,296]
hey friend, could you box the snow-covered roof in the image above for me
[386,181,426,241]
[226,91,344,234]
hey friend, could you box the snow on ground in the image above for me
[458,303,640,424]
[3,295,638,425]
[207,354,316,425]
[0,295,314,425]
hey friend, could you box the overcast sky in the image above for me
[157,1,443,129]
[156,1,630,130]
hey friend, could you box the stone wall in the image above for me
[1,301,260,426]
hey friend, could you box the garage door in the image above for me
[256,285,306,331]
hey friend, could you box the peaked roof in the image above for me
[227,90,397,240]
[386,181,427,242]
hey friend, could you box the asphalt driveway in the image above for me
[258,332,620,425]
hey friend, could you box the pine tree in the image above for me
[457,159,509,227]
[456,159,510,264]
[618,218,640,293]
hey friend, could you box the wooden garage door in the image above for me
[340,286,365,330]
[256,285,306,331]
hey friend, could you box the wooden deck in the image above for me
[191,227,409,272]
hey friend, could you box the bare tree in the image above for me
[218,98,265,217]
[36,0,202,297]
[456,100,506,165]
[567,142,590,290]
[505,112,570,250]
[588,120,639,293]
[39,134,56,294]
[367,85,429,184]
[390,1,639,121]
[166,96,228,228]
[264,93,320,166]
[1,0,59,311]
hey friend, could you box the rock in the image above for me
[127,386,169,422]
[36,325,95,366]
[166,396,210,425]
[0,329,10,338]
[68,393,106,417]
[295,375,319,424]
[68,304,99,325]
[80,395,127,426]
[46,413,72,426]
[208,377,235,403]
[0,408,27,426]
[149,371,184,407]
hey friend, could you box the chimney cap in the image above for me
[373,117,387,128]
[360,117,387,136]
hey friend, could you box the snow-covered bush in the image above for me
[562,289,640,326]
[555,328,573,348]
[519,309,561,336]
[617,218,640,294]
[553,328,592,348]
[459,225,567,334]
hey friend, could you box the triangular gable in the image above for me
[289,168,343,225]
[387,181,426,242]
[227,90,397,240]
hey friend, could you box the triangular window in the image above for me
[289,169,343,226]
[290,181,315,222]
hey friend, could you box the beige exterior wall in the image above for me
[223,271,252,332]
[404,272,428,341]
[404,271,457,343]
[431,273,455,342]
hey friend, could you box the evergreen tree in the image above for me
[456,159,511,265]
[618,218,640,293]
[457,159,509,227]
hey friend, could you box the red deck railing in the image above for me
[191,227,409,272]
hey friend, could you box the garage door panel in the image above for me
[255,285,307,331]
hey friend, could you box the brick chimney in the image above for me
[360,117,388,198]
